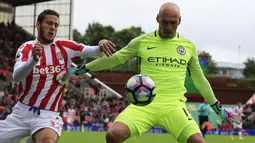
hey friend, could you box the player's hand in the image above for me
[56,68,75,86]
[32,42,43,61]
[211,101,241,125]
[98,39,116,57]
[56,65,87,86]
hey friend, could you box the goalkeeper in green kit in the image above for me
[58,2,241,143]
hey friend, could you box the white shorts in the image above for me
[0,102,63,143]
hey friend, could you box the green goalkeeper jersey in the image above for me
[86,30,217,104]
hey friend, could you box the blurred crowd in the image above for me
[0,21,32,79]
[242,103,255,129]
[0,20,29,120]
[60,76,129,131]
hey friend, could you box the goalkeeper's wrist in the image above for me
[211,101,223,115]
[74,64,87,76]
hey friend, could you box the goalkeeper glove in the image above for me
[211,101,241,125]
[56,64,87,86]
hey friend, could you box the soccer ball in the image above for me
[125,74,156,106]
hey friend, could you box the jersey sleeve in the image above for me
[86,38,140,71]
[15,43,31,64]
[13,43,37,81]
[115,37,140,64]
[189,43,217,105]
[59,40,100,60]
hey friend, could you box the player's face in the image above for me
[37,15,59,44]
[157,12,180,39]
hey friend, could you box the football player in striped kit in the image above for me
[0,9,115,143]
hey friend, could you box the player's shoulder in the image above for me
[18,40,35,50]
[130,32,152,42]
[54,39,77,45]
[55,39,83,50]
[177,34,196,46]
[129,31,157,45]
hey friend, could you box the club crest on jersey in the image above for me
[177,46,186,55]
[56,52,63,60]
[16,51,22,59]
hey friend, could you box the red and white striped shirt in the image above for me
[13,39,100,112]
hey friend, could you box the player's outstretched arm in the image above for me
[81,39,116,57]
[189,44,241,125]
[62,39,115,60]
[86,38,139,72]
[86,54,122,71]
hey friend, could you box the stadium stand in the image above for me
[1,0,53,7]
[0,20,33,77]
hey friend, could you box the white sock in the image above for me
[238,131,242,138]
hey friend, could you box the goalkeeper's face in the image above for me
[156,4,181,39]
[38,15,59,43]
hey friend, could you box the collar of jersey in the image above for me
[34,37,57,46]
[155,30,179,40]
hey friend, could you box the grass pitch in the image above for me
[21,131,255,143]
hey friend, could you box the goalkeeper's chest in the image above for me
[137,42,193,69]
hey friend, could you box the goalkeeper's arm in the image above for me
[86,37,139,72]
[86,55,123,72]
[190,61,241,125]
[190,68,217,105]
[189,44,241,125]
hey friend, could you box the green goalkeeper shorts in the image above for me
[114,99,201,143]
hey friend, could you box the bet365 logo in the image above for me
[33,65,65,74]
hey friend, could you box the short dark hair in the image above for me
[37,9,59,23]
